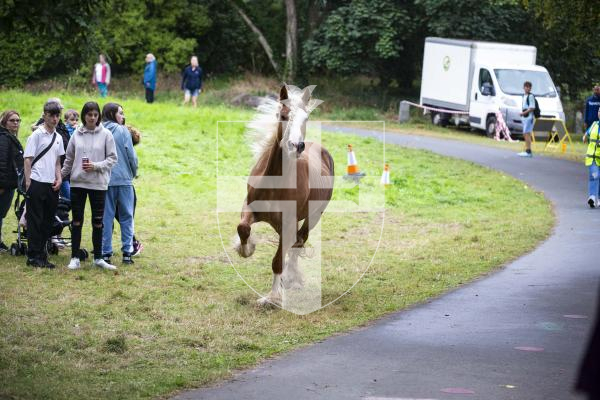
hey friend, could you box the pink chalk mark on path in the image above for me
[440,388,475,394]
[514,346,544,352]
[563,314,588,319]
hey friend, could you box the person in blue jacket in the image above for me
[101,103,138,265]
[584,85,600,131]
[181,56,202,108]
[143,53,157,104]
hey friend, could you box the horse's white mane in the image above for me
[246,85,322,160]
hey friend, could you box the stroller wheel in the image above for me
[47,242,59,255]
[10,243,19,256]
[78,248,89,261]
[19,243,27,256]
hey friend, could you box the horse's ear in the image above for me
[301,86,312,104]
[279,85,288,101]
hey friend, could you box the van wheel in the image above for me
[431,112,449,127]
[485,115,496,138]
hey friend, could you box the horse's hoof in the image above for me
[282,277,304,290]
[288,281,304,290]
[257,296,281,307]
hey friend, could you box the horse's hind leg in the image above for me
[293,210,324,248]
[283,249,304,290]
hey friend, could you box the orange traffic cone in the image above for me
[380,163,391,186]
[343,144,365,181]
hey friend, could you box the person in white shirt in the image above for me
[23,101,65,268]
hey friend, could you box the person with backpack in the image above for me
[23,101,65,268]
[0,110,24,252]
[518,81,538,158]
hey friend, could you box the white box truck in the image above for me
[419,37,565,136]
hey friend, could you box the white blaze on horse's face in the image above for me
[282,106,308,158]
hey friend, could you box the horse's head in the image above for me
[278,84,322,158]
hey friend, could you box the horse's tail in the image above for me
[235,222,256,258]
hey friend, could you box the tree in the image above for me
[302,0,416,87]
[0,0,101,85]
[283,0,298,82]
[523,0,600,96]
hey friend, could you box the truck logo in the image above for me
[443,56,450,71]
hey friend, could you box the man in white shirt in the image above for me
[23,101,65,268]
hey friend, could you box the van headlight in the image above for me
[502,97,517,107]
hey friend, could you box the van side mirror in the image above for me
[556,87,561,96]
[481,82,495,96]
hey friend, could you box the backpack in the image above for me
[526,94,541,118]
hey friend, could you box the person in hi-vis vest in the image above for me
[584,108,600,208]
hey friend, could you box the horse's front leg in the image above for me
[258,238,284,306]
[235,198,255,258]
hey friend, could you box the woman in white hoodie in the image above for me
[61,101,117,270]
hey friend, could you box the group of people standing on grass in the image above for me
[0,99,140,270]
[93,53,203,107]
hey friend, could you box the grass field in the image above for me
[0,90,554,399]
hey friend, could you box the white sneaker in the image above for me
[94,258,117,271]
[67,257,81,270]
[588,196,597,209]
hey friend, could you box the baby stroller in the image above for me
[9,190,88,260]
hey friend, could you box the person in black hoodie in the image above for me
[0,110,24,252]
[181,56,203,108]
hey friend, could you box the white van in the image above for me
[419,37,565,136]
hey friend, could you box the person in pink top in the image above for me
[91,54,111,98]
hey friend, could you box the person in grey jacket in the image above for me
[61,101,117,271]
[100,103,138,264]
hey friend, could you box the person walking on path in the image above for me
[181,56,202,107]
[518,81,535,158]
[0,110,24,252]
[92,54,111,98]
[23,101,65,268]
[584,85,600,132]
[583,109,600,208]
[61,101,118,271]
[143,53,157,103]
[101,103,138,265]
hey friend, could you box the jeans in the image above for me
[589,162,600,198]
[26,180,58,260]
[60,180,70,200]
[97,82,108,97]
[103,185,134,255]
[0,187,15,242]
[71,187,106,260]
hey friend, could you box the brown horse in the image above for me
[235,84,334,306]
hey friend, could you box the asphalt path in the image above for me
[174,127,600,400]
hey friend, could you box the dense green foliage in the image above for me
[0,0,596,95]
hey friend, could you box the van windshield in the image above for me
[494,69,557,97]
